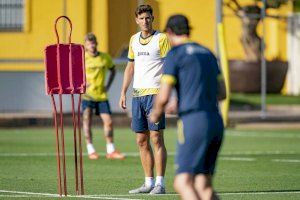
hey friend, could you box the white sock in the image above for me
[155,176,165,187]
[106,143,115,154]
[87,143,96,154]
[145,177,154,187]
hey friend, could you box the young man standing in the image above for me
[83,33,125,160]
[119,5,170,194]
[150,15,226,200]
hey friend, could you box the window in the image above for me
[0,0,24,31]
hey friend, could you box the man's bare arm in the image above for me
[119,61,134,109]
[105,67,116,91]
[217,79,227,101]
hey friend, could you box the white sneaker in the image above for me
[149,185,166,194]
[129,184,154,194]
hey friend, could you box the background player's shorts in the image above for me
[175,111,224,175]
[82,100,112,115]
[132,95,165,132]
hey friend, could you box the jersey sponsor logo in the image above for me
[138,51,150,56]
[186,45,207,55]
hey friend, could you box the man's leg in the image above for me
[100,113,114,144]
[100,113,124,159]
[129,97,154,193]
[149,130,167,194]
[174,173,199,200]
[136,132,154,177]
[194,175,219,200]
[83,108,98,159]
[129,132,155,193]
[150,130,167,176]
[83,108,93,144]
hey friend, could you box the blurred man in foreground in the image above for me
[150,14,226,200]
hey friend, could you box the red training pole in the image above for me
[50,95,62,196]
[77,94,84,195]
[59,94,67,196]
[71,94,79,194]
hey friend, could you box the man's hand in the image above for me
[149,109,161,123]
[105,67,116,92]
[165,97,178,114]
[119,94,127,110]
[150,82,173,122]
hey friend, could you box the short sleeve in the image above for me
[106,53,114,69]
[159,33,171,58]
[209,52,223,80]
[127,35,135,61]
[161,50,177,85]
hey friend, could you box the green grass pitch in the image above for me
[0,127,300,199]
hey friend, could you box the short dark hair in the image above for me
[164,14,191,36]
[84,32,97,43]
[135,4,153,17]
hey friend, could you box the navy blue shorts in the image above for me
[81,100,112,115]
[131,95,165,132]
[175,111,224,175]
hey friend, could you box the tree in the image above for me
[224,0,290,62]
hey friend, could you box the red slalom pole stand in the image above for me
[44,16,86,196]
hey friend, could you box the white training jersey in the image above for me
[128,31,170,97]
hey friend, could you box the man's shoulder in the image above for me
[130,32,141,40]
[158,32,167,38]
[179,42,213,55]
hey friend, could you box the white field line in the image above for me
[0,190,140,200]
[1,189,300,199]
[0,190,58,197]
[220,157,255,161]
[272,159,300,163]
[68,190,300,197]
[227,131,300,139]
[220,190,300,196]
[221,150,298,156]
[0,152,141,157]
[0,195,46,198]
[0,150,298,157]
[0,152,145,157]
[73,196,141,200]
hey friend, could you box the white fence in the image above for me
[287,13,300,95]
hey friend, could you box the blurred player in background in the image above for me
[150,15,226,200]
[119,5,170,194]
[83,33,125,160]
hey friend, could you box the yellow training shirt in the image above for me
[83,51,114,101]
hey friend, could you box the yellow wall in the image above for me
[108,0,137,57]
[107,0,163,57]
[0,0,108,71]
[158,0,216,53]
[0,0,293,71]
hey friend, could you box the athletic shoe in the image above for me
[149,185,166,194]
[106,150,125,160]
[129,184,154,194]
[88,152,99,160]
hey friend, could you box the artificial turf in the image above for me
[0,127,300,199]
